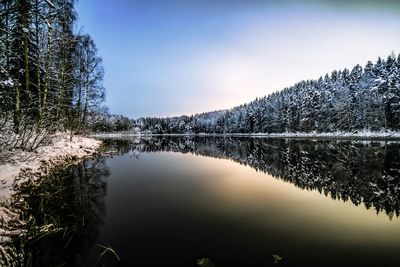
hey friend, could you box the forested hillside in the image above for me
[95,53,400,134]
[0,0,105,150]
[3,0,398,140]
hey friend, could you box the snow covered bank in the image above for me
[0,134,101,263]
[90,130,400,139]
[0,134,101,203]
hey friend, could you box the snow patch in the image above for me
[0,133,101,203]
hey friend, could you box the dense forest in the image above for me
[93,53,400,134]
[2,1,399,140]
[0,0,105,150]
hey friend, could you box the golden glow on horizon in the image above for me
[167,152,400,244]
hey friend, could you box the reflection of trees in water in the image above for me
[18,157,109,267]
[7,137,398,265]
[108,137,400,219]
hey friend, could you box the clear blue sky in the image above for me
[76,0,400,118]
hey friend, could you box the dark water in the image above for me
[19,137,400,267]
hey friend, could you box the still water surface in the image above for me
[22,137,400,266]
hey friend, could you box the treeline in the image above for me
[0,0,104,150]
[89,113,138,133]
[111,53,399,134]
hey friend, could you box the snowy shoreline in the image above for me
[90,131,400,140]
[0,134,102,203]
[0,134,101,262]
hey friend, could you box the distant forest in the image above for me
[0,0,105,150]
[94,53,400,134]
[2,2,399,139]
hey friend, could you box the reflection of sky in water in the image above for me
[98,151,400,266]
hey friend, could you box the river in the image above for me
[18,136,400,266]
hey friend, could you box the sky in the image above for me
[76,0,400,118]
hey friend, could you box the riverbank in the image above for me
[90,130,400,140]
[0,134,101,203]
[0,134,101,265]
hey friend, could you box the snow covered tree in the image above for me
[131,52,400,135]
[0,0,105,149]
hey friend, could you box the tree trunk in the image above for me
[35,0,43,127]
